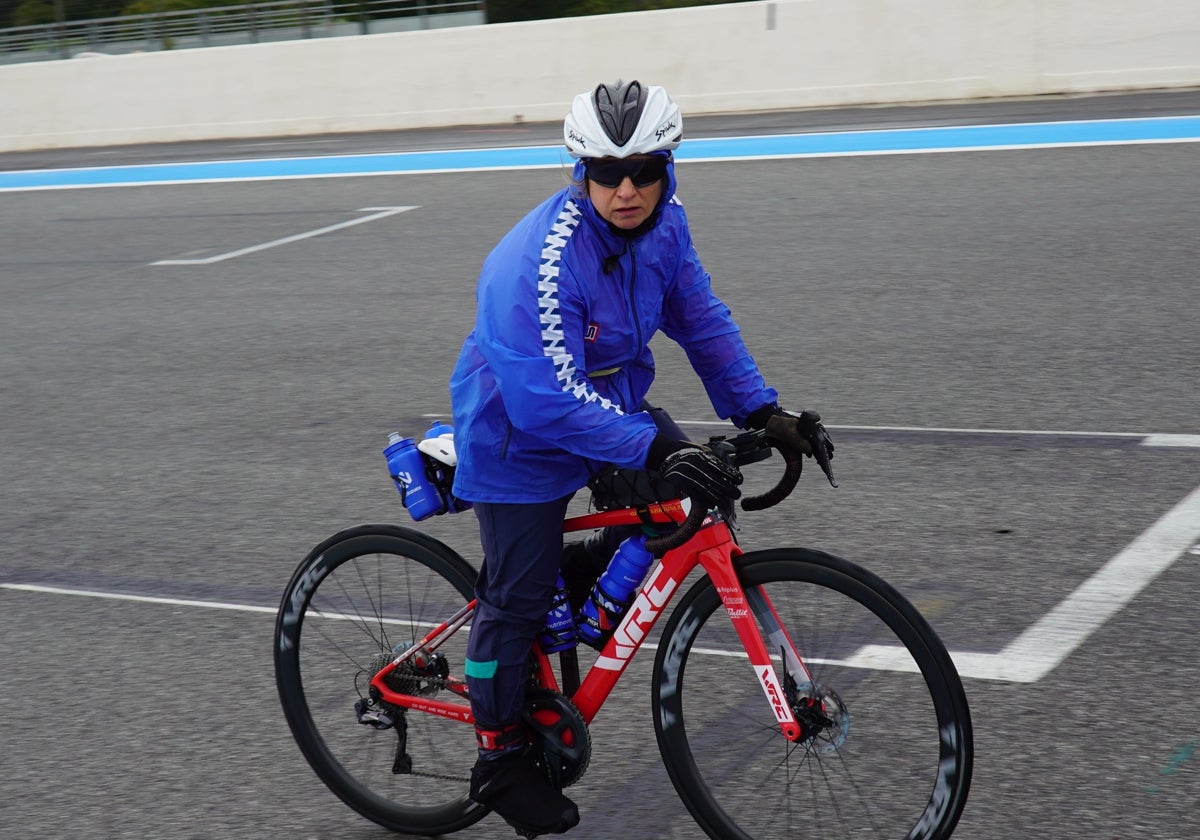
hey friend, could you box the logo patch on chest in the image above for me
[585,323,600,343]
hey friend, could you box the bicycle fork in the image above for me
[699,545,811,743]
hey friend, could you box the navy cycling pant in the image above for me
[464,402,686,735]
[465,495,572,731]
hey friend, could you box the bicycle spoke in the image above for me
[275,527,484,836]
[653,549,972,840]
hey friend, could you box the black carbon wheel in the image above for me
[652,548,973,840]
[274,524,483,836]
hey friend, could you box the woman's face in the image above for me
[586,157,665,230]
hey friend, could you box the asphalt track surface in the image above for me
[2,89,1198,839]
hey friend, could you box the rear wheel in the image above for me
[652,548,973,840]
[274,524,483,836]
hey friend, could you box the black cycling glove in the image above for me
[746,405,837,487]
[646,435,742,508]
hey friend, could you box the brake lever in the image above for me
[798,411,838,488]
[813,442,837,487]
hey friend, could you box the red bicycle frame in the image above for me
[370,500,810,742]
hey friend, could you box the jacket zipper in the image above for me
[499,421,513,461]
[629,240,643,350]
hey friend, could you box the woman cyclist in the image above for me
[449,79,833,837]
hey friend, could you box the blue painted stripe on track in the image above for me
[3,115,1198,191]
[680,115,1200,157]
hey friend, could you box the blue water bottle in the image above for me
[538,573,578,653]
[384,432,445,521]
[424,419,455,440]
[576,535,655,647]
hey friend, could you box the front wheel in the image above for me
[652,548,973,840]
[274,524,483,836]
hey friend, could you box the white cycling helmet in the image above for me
[564,80,683,159]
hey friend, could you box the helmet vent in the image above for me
[593,80,646,149]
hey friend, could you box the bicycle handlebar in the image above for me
[642,429,805,555]
[738,438,805,511]
[642,503,707,555]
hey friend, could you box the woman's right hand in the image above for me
[653,442,743,508]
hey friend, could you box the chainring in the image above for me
[521,688,591,789]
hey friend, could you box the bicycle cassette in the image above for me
[367,643,449,700]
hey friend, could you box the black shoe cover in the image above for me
[470,748,580,837]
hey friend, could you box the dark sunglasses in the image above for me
[584,155,670,189]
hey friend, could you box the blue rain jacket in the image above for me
[450,161,777,503]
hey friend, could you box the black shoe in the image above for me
[470,748,580,837]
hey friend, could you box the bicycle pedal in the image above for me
[354,697,395,730]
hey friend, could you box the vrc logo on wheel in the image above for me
[278,559,324,653]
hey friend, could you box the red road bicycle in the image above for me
[274,429,973,839]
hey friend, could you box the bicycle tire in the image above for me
[274,524,485,836]
[652,548,973,840]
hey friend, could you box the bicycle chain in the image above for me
[359,667,474,783]
[364,671,588,788]
[367,650,545,702]
[403,766,471,783]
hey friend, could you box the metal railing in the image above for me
[0,0,486,64]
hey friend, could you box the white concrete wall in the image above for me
[1,0,1198,152]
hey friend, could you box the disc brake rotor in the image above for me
[791,681,850,754]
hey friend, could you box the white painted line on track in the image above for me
[150,205,417,265]
[421,415,1200,448]
[6,475,1199,685]
[852,482,1200,682]
[1142,434,1200,448]
[815,423,1147,437]
[0,583,445,629]
[675,420,1200,447]
[0,583,278,614]
[5,427,1198,684]
[980,482,1200,679]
